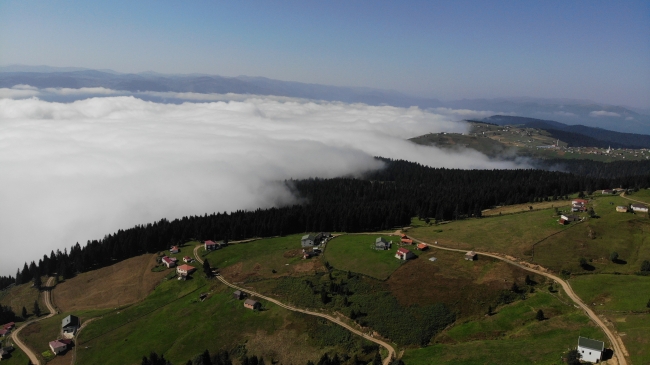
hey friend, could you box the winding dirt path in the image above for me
[193,245,396,365]
[620,192,649,205]
[11,277,58,365]
[408,236,629,365]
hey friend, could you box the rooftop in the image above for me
[578,336,604,352]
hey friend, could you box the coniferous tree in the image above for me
[536,309,545,321]
[22,306,27,319]
[33,300,41,317]
[203,259,212,278]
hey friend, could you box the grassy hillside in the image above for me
[52,253,168,312]
[202,234,328,282]
[533,195,650,274]
[323,234,407,280]
[571,274,650,365]
[402,291,604,365]
[0,277,50,319]
[75,269,372,365]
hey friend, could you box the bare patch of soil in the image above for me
[52,254,167,312]
[283,249,300,258]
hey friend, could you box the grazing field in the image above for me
[571,274,650,365]
[52,253,168,312]
[623,189,650,204]
[324,234,409,280]
[202,234,327,282]
[402,291,604,365]
[0,278,50,318]
[482,200,571,216]
[407,208,565,258]
[75,271,366,365]
[386,248,536,317]
[533,195,650,273]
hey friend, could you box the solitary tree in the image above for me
[536,309,545,321]
[33,300,41,317]
[647,298,650,308]
[202,259,212,278]
[21,306,27,319]
[610,252,619,262]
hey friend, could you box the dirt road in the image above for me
[409,236,629,365]
[193,245,396,365]
[620,192,649,206]
[11,276,58,365]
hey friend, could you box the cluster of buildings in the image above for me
[47,315,79,356]
[300,232,332,259]
[160,245,199,279]
[300,232,332,248]
[232,290,261,310]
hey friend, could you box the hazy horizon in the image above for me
[1,1,648,108]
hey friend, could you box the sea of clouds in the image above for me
[0,87,524,276]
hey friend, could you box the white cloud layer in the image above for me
[589,110,621,118]
[0,91,523,276]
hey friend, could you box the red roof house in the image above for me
[161,256,176,268]
[170,246,180,254]
[395,247,415,260]
[2,322,14,330]
[205,240,219,251]
[177,264,196,276]
[416,243,428,250]
[183,256,192,263]
[401,238,413,244]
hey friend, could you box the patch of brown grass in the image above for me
[246,329,322,365]
[52,254,167,312]
[483,200,570,216]
[386,250,530,317]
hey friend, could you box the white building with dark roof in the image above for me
[577,336,604,363]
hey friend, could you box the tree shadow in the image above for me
[613,259,627,265]
[580,264,596,271]
[602,348,614,361]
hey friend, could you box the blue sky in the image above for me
[1,0,649,107]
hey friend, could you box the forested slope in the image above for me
[5,158,650,293]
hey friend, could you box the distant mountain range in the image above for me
[1,65,649,134]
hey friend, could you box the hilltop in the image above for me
[410,121,650,164]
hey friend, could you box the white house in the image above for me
[395,247,415,260]
[631,204,648,213]
[577,336,604,363]
[560,214,581,222]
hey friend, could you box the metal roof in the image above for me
[578,336,604,352]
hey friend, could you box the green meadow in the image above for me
[402,291,604,365]
[324,234,418,280]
